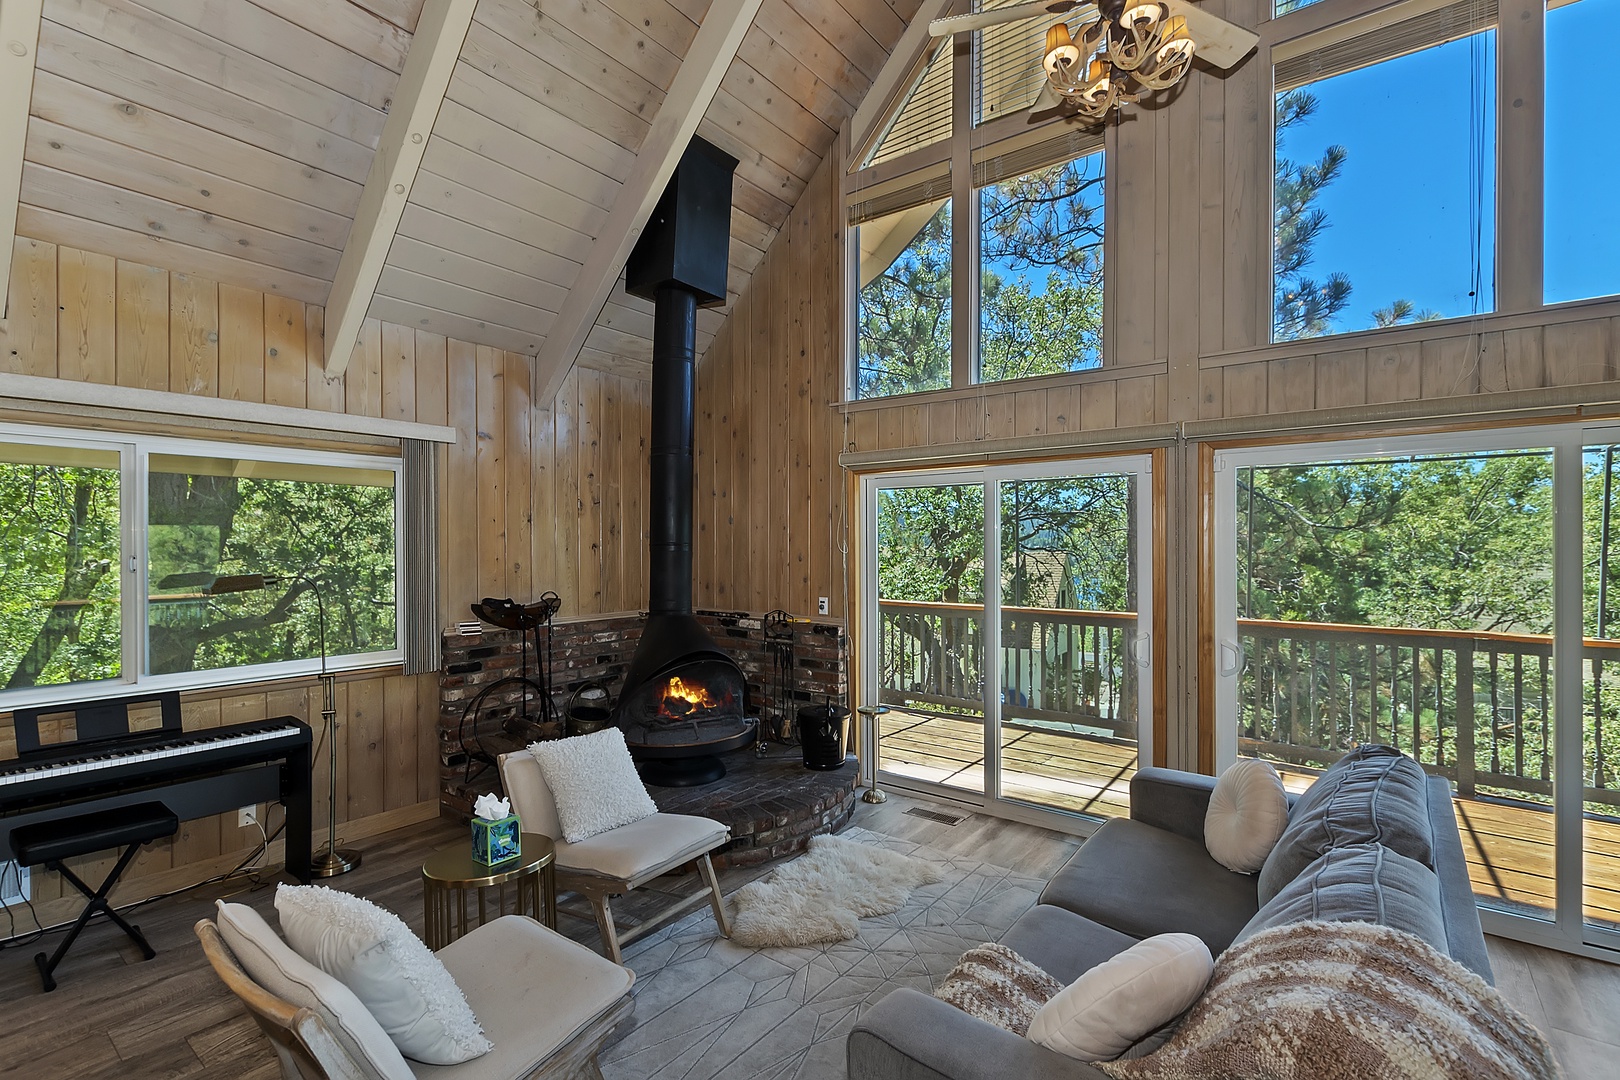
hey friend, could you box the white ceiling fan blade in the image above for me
[1028,80,1065,114]
[929,0,1091,37]
[1165,0,1259,68]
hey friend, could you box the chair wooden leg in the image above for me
[698,853,730,938]
[589,891,622,964]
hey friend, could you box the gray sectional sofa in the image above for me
[848,752,1492,1080]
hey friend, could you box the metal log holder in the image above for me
[457,593,562,782]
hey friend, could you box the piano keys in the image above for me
[1,690,314,883]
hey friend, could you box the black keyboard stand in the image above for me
[10,802,179,992]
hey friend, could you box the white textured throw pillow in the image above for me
[275,884,491,1065]
[527,727,658,843]
[1028,933,1214,1062]
[1204,757,1289,873]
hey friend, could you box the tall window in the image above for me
[979,153,1105,382]
[1545,0,1620,304]
[1273,12,1497,341]
[850,17,1110,401]
[856,199,954,399]
[0,424,401,703]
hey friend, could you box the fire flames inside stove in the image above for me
[656,675,723,719]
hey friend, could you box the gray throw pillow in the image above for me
[1235,842,1448,954]
[1257,744,1434,904]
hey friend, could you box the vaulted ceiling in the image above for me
[12,0,925,387]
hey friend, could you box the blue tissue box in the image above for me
[471,813,521,865]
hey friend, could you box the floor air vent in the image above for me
[904,807,968,826]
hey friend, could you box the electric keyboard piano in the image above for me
[0,691,313,883]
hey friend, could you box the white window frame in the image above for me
[0,420,405,711]
[1212,422,1620,961]
[858,451,1155,835]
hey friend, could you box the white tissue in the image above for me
[472,793,511,821]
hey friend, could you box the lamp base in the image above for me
[862,787,888,804]
[310,848,362,878]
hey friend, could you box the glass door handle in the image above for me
[1128,632,1151,669]
[1218,640,1245,677]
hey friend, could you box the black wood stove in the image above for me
[612,137,754,787]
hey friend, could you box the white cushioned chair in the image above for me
[497,750,732,963]
[197,909,633,1080]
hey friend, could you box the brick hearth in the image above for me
[651,750,857,868]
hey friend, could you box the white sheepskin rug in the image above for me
[729,833,946,947]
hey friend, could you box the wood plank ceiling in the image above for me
[15,0,923,381]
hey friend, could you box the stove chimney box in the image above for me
[625,136,738,308]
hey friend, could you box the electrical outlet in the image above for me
[818,596,830,615]
[1,860,29,907]
[238,805,258,829]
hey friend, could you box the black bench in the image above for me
[10,801,179,991]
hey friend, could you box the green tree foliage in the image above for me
[149,471,397,675]
[979,156,1105,381]
[1236,454,1555,633]
[0,462,122,689]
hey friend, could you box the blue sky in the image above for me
[1280,32,1498,331]
[1280,0,1620,335]
[1545,0,1620,304]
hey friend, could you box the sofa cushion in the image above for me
[1236,842,1449,953]
[1000,904,1141,985]
[1257,744,1435,904]
[1040,818,1260,956]
[416,916,634,1080]
[1028,933,1213,1063]
[1204,758,1289,873]
[933,942,1063,1037]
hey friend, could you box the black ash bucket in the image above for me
[797,702,850,770]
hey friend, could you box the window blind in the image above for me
[868,42,954,167]
[1275,0,1498,91]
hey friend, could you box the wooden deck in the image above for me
[878,709,1620,929]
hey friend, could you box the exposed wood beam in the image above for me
[846,0,955,170]
[0,0,44,322]
[532,0,765,406]
[323,0,475,375]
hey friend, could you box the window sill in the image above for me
[0,652,409,718]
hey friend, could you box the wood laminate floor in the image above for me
[0,792,1615,1078]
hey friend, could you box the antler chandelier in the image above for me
[1043,0,1197,120]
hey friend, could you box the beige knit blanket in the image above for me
[1102,920,1560,1080]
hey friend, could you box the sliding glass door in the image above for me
[872,479,987,797]
[1214,426,1620,958]
[862,455,1154,830]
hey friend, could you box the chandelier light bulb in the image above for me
[1044,21,1082,77]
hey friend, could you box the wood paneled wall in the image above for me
[0,236,648,921]
[692,153,847,620]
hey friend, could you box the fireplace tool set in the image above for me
[760,609,798,753]
[455,592,561,782]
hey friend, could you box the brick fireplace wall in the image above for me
[438,612,848,817]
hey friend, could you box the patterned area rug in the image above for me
[600,826,1048,1080]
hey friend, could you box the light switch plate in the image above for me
[817,597,829,615]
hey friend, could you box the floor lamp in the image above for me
[160,571,361,877]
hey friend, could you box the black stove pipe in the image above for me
[648,283,698,616]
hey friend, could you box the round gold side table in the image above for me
[422,832,556,950]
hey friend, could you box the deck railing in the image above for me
[877,601,1620,811]
[1238,618,1620,810]
[876,600,1139,739]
